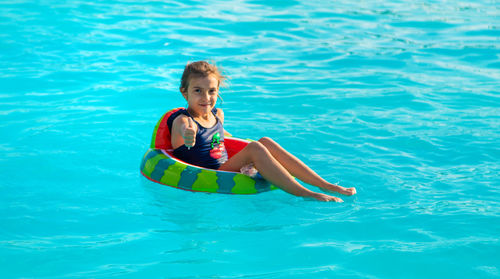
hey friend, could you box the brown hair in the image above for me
[180,61,226,93]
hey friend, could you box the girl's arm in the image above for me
[216,108,232,137]
[171,115,198,149]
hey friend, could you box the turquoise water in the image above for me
[1,0,499,277]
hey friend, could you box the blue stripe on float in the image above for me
[254,177,272,193]
[140,149,160,171]
[177,166,200,190]
[214,172,237,194]
[150,158,176,182]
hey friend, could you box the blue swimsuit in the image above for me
[167,108,228,170]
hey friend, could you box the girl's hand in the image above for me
[183,117,197,149]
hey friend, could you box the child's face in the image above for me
[182,75,219,116]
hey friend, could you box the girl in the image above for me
[169,61,356,202]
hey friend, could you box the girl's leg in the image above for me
[257,137,356,196]
[219,141,343,202]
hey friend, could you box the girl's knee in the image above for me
[249,141,265,151]
[248,141,269,157]
[258,137,274,146]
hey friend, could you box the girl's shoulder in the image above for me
[170,110,190,131]
[172,112,189,123]
[214,108,224,124]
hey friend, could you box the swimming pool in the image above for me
[1,0,499,278]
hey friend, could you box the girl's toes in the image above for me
[345,187,356,196]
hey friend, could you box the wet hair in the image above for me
[180,61,226,93]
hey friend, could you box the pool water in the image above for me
[1,0,499,278]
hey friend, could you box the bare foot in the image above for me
[322,184,357,196]
[308,192,343,202]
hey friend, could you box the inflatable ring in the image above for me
[140,108,278,194]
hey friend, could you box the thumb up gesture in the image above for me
[183,117,197,149]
